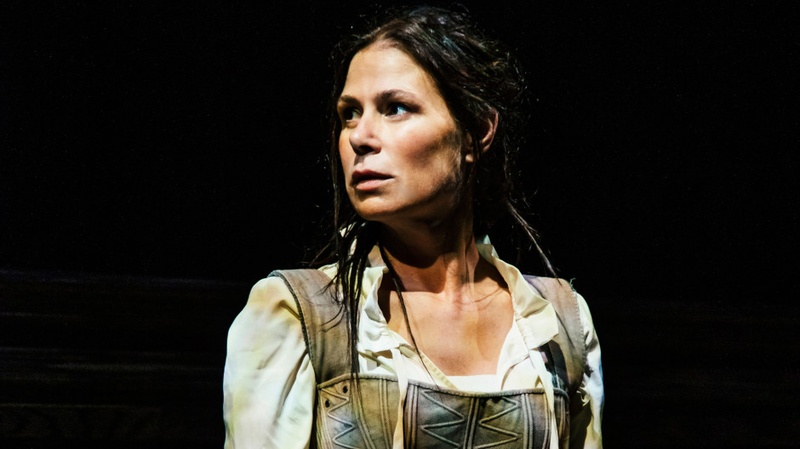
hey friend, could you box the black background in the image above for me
[1,1,799,446]
[3,1,798,299]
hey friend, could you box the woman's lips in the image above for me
[351,170,391,191]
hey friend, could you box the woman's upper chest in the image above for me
[379,284,515,376]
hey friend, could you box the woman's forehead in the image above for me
[343,44,440,100]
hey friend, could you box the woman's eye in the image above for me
[386,103,410,117]
[339,108,361,124]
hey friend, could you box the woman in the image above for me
[224,5,603,448]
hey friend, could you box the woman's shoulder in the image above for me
[521,275,597,336]
[243,268,334,310]
[244,274,299,311]
[229,268,338,340]
[522,275,571,294]
[226,274,306,352]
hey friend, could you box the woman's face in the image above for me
[337,43,467,227]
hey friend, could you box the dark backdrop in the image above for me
[1,1,798,447]
[2,1,797,297]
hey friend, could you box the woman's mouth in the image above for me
[351,170,392,190]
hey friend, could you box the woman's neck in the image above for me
[378,217,487,302]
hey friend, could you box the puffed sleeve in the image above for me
[570,292,604,449]
[223,276,316,449]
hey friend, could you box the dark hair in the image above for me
[317,4,554,384]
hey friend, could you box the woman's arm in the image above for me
[571,292,604,449]
[223,276,316,449]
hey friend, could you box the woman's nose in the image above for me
[348,115,379,156]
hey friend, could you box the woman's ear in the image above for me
[465,109,499,163]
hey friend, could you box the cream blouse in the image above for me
[223,240,604,448]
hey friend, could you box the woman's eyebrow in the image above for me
[339,90,415,104]
[377,89,414,102]
[337,95,359,106]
